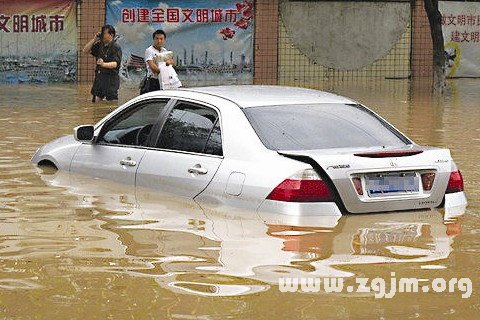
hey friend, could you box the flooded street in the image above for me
[0,81,478,319]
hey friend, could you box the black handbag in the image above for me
[139,75,150,94]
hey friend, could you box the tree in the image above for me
[424,0,446,94]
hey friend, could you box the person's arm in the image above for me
[83,34,100,54]
[145,48,160,74]
[147,60,160,74]
[97,45,121,69]
[97,59,117,69]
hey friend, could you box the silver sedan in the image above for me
[32,86,467,216]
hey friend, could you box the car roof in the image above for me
[175,85,356,108]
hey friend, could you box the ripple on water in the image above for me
[167,281,269,297]
[0,278,43,290]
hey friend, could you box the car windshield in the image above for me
[243,104,410,150]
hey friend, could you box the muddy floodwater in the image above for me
[0,81,478,319]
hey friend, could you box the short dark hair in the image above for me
[152,29,166,39]
[102,24,116,36]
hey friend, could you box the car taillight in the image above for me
[352,177,363,195]
[446,170,464,193]
[267,169,334,202]
[421,172,436,191]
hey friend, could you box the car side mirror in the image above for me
[74,125,95,142]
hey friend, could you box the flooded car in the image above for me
[32,85,467,215]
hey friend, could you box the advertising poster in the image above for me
[440,1,480,78]
[0,0,77,83]
[106,0,254,86]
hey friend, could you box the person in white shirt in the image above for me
[142,29,175,92]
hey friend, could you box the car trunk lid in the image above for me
[278,145,453,213]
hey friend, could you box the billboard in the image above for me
[106,0,254,86]
[0,0,77,83]
[440,1,480,78]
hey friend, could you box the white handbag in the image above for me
[158,63,182,90]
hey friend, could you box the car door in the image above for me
[70,99,170,185]
[136,100,223,198]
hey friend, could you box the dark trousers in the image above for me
[91,70,119,101]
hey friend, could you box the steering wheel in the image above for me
[135,124,153,146]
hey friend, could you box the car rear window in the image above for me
[243,104,410,150]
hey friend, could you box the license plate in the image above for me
[366,172,419,197]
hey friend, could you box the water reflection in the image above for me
[34,168,463,297]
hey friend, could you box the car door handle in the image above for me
[120,158,137,167]
[188,164,208,175]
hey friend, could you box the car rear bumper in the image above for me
[257,191,467,217]
[257,199,342,216]
[444,191,467,218]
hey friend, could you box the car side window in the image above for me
[157,102,222,155]
[98,100,168,146]
[204,120,223,156]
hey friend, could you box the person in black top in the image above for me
[82,25,122,102]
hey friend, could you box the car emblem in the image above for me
[390,160,398,167]
[326,164,350,170]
